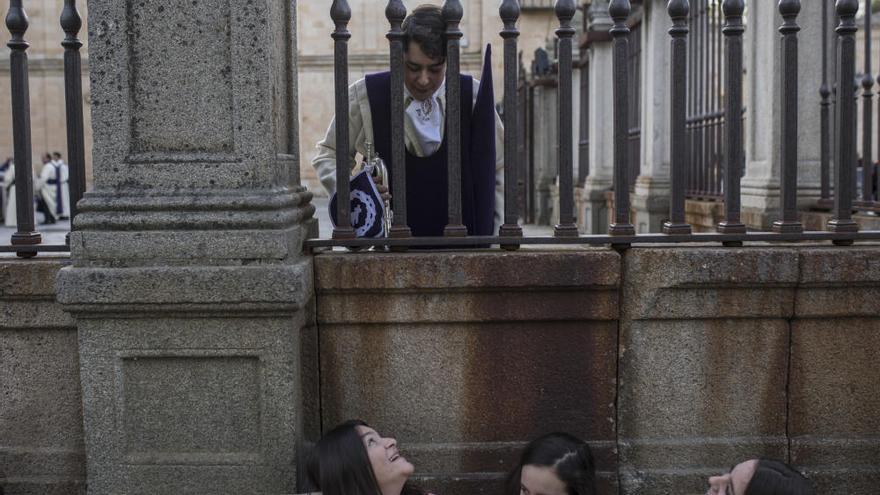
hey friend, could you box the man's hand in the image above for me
[373,175,392,202]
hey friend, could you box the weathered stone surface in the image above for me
[789,317,880,493]
[57,260,312,311]
[0,259,84,495]
[76,314,306,494]
[316,250,620,323]
[315,250,620,494]
[621,247,799,320]
[618,248,795,494]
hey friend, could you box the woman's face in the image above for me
[706,459,758,495]
[356,425,414,489]
[519,464,568,495]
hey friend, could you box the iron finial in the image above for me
[608,0,631,23]
[667,0,690,21]
[385,0,406,27]
[500,0,520,28]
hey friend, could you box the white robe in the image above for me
[37,160,71,219]
[2,163,16,227]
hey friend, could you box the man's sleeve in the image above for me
[311,80,369,196]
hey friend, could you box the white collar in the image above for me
[404,78,446,104]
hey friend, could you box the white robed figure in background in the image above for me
[36,152,70,222]
[2,161,16,227]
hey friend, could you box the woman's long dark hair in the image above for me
[505,432,597,495]
[307,419,427,495]
[744,458,814,495]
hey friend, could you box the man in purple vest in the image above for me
[312,4,504,237]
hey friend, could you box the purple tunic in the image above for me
[364,46,497,237]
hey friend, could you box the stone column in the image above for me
[742,0,823,229]
[56,1,314,493]
[632,0,671,233]
[532,67,559,226]
[581,0,615,234]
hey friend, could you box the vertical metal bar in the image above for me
[386,0,412,239]
[609,0,635,236]
[498,0,522,249]
[555,0,579,237]
[330,0,355,240]
[828,0,860,240]
[773,0,803,233]
[578,56,590,184]
[665,0,692,234]
[61,0,86,242]
[6,0,41,256]
[699,0,708,196]
[820,0,832,204]
[442,0,467,236]
[863,0,874,203]
[717,0,747,238]
[500,0,524,243]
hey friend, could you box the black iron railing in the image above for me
[304,0,880,250]
[2,0,86,257]
[686,0,725,200]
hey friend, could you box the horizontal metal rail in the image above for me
[305,230,880,249]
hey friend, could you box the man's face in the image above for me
[403,42,446,101]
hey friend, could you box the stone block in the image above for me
[75,315,306,494]
[621,248,799,320]
[315,250,620,494]
[315,250,620,323]
[789,317,880,493]
[0,259,84,494]
[618,248,795,494]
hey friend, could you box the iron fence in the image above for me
[686,0,725,200]
[1,0,86,257]
[308,0,880,250]
[627,19,642,192]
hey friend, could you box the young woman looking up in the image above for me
[307,419,435,495]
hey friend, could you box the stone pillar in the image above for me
[581,0,614,234]
[532,75,559,226]
[56,1,314,493]
[742,0,823,229]
[632,0,671,234]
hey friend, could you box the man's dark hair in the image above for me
[745,459,815,495]
[402,5,447,62]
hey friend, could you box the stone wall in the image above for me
[314,246,880,495]
[0,257,85,495]
[3,246,879,494]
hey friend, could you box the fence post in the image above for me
[61,0,86,240]
[6,0,41,256]
[862,0,874,204]
[664,0,692,235]
[386,0,412,240]
[442,0,468,237]
[500,0,524,244]
[717,0,746,242]
[608,0,636,237]
[331,0,355,240]
[828,0,860,242]
[772,0,803,233]
[820,0,832,206]
[555,0,579,237]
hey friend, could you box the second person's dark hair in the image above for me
[505,432,597,495]
[402,5,447,62]
[745,458,815,495]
